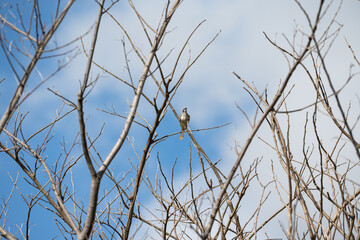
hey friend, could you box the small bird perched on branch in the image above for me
[180,108,190,140]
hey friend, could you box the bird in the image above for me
[179,108,190,140]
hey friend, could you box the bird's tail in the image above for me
[180,130,184,140]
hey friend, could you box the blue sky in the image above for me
[1,0,360,239]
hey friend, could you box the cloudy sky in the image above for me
[1,0,360,239]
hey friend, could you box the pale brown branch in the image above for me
[0,0,76,135]
[0,14,38,43]
[203,4,323,235]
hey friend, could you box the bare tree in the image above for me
[1,0,360,239]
